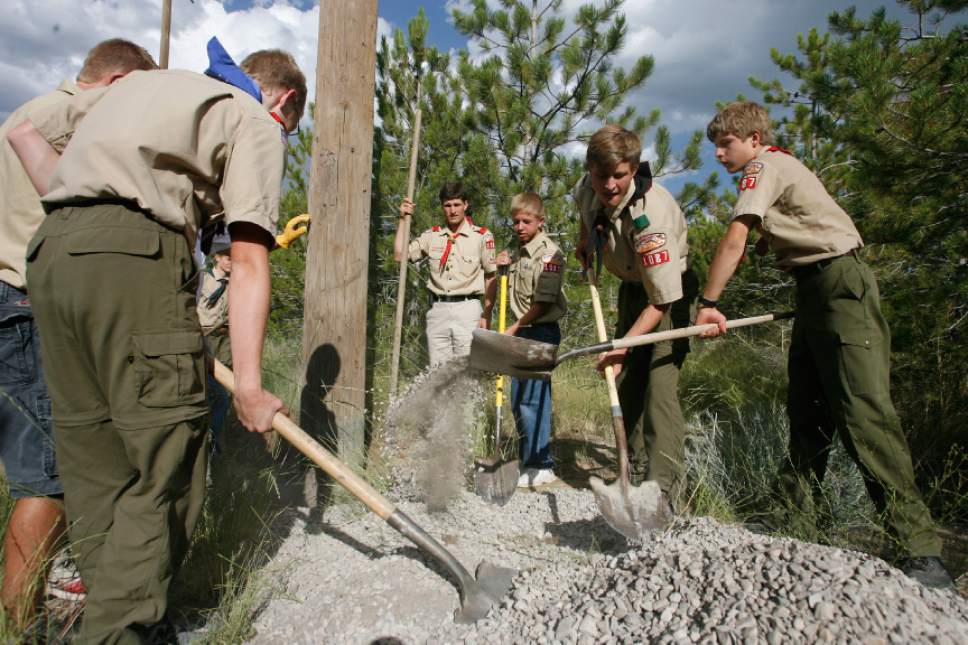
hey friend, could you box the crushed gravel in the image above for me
[243,486,968,644]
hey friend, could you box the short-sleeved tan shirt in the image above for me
[196,265,229,333]
[32,69,287,238]
[733,146,863,267]
[0,80,78,289]
[408,219,497,296]
[574,171,688,305]
[507,231,567,324]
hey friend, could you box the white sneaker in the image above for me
[529,468,558,487]
[516,469,534,488]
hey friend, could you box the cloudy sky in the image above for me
[1,0,914,191]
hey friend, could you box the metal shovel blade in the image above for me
[473,457,520,506]
[588,477,673,541]
[454,561,518,623]
[469,328,557,380]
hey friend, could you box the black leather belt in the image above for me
[790,248,858,279]
[430,293,479,303]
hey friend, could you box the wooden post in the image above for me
[388,77,423,397]
[301,0,378,469]
[159,0,172,69]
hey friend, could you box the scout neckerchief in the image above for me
[437,220,469,272]
[204,36,262,102]
[205,266,229,308]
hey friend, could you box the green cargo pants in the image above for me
[779,254,941,557]
[26,203,210,645]
[615,269,698,509]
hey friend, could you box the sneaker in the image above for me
[901,556,955,589]
[529,468,559,487]
[516,469,534,489]
[46,556,87,602]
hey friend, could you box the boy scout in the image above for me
[198,241,233,452]
[573,125,698,510]
[395,182,497,366]
[0,39,155,631]
[696,101,952,588]
[8,50,307,641]
[494,193,566,488]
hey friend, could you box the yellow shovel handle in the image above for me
[495,270,509,406]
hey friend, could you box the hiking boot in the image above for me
[46,556,87,601]
[901,556,955,589]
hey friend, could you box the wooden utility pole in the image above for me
[302,0,378,468]
[159,0,172,69]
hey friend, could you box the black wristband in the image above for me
[698,295,718,309]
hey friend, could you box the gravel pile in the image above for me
[244,486,968,644]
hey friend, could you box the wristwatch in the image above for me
[698,295,718,309]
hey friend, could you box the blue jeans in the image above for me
[511,322,560,469]
[0,281,61,498]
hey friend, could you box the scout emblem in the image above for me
[541,252,561,273]
[635,232,666,255]
[642,250,670,267]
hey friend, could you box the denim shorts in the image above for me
[0,281,61,498]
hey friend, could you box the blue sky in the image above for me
[1,1,922,194]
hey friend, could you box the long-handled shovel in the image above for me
[213,360,514,622]
[474,265,519,504]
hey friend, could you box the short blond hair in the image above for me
[586,125,641,172]
[511,192,544,219]
[240,49,308,121]
[77,39,157,83]
[706,101,774,145]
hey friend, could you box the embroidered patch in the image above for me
[541,252,556,262]
[641,250,670,267]
[635,232,666,255]
[485,239,495,249]
[740,175,758,191]
[542,260,561,273]
[743,161,764,176]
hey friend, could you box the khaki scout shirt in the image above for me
[196,265,229,333]
[408,219,497,296]
[574,171,688,305]
[508,231,567,324]
[0,80,78,289]
[733,146,863,267]
[31,69,286,239]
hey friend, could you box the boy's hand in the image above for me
[505,322,519,336]
[597,347,627,377]
[574,238,589,269]
[496,250,511,266]
[235,387,285,434]
[696,307,728,337]
[399,198,415,220]
[478,316,490,329]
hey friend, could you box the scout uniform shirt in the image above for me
[733,146,863,267]
[197,266,229,334]
[30,69,287,239]
[0,80,78,289]
[574,164,689,305]
[508,231,567,324]
[408,219,497,296]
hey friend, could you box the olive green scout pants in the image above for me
[615,270,698,508]
[781,254,941,557]
[26,203,210,645]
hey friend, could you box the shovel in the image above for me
[213,360,515,623]
[474,265,520,504]
[470,312,793,380]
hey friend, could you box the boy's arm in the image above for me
[228,222,283,433]
[695,214,756,336]
[596,302,668,376]
[393,198,415,262]
[6,120,60,196]
[480,273,496,329]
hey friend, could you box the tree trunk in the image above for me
[301,0,378,472]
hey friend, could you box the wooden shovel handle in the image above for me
[213,360,395,519]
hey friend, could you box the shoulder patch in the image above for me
[634,232,666,255]
[743,161,764,176]
[542,258,562,273]
[541,252,556,263]
[485,238,495,249]
[641,250,670,267]
[740,174,758,191]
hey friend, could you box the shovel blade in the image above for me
[454,561,517,623]
[469,329,557,380]
[474,458,520,506]
[589,477,672,541]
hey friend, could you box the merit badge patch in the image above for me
[635,232,666,255]
[641,250,670,267]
